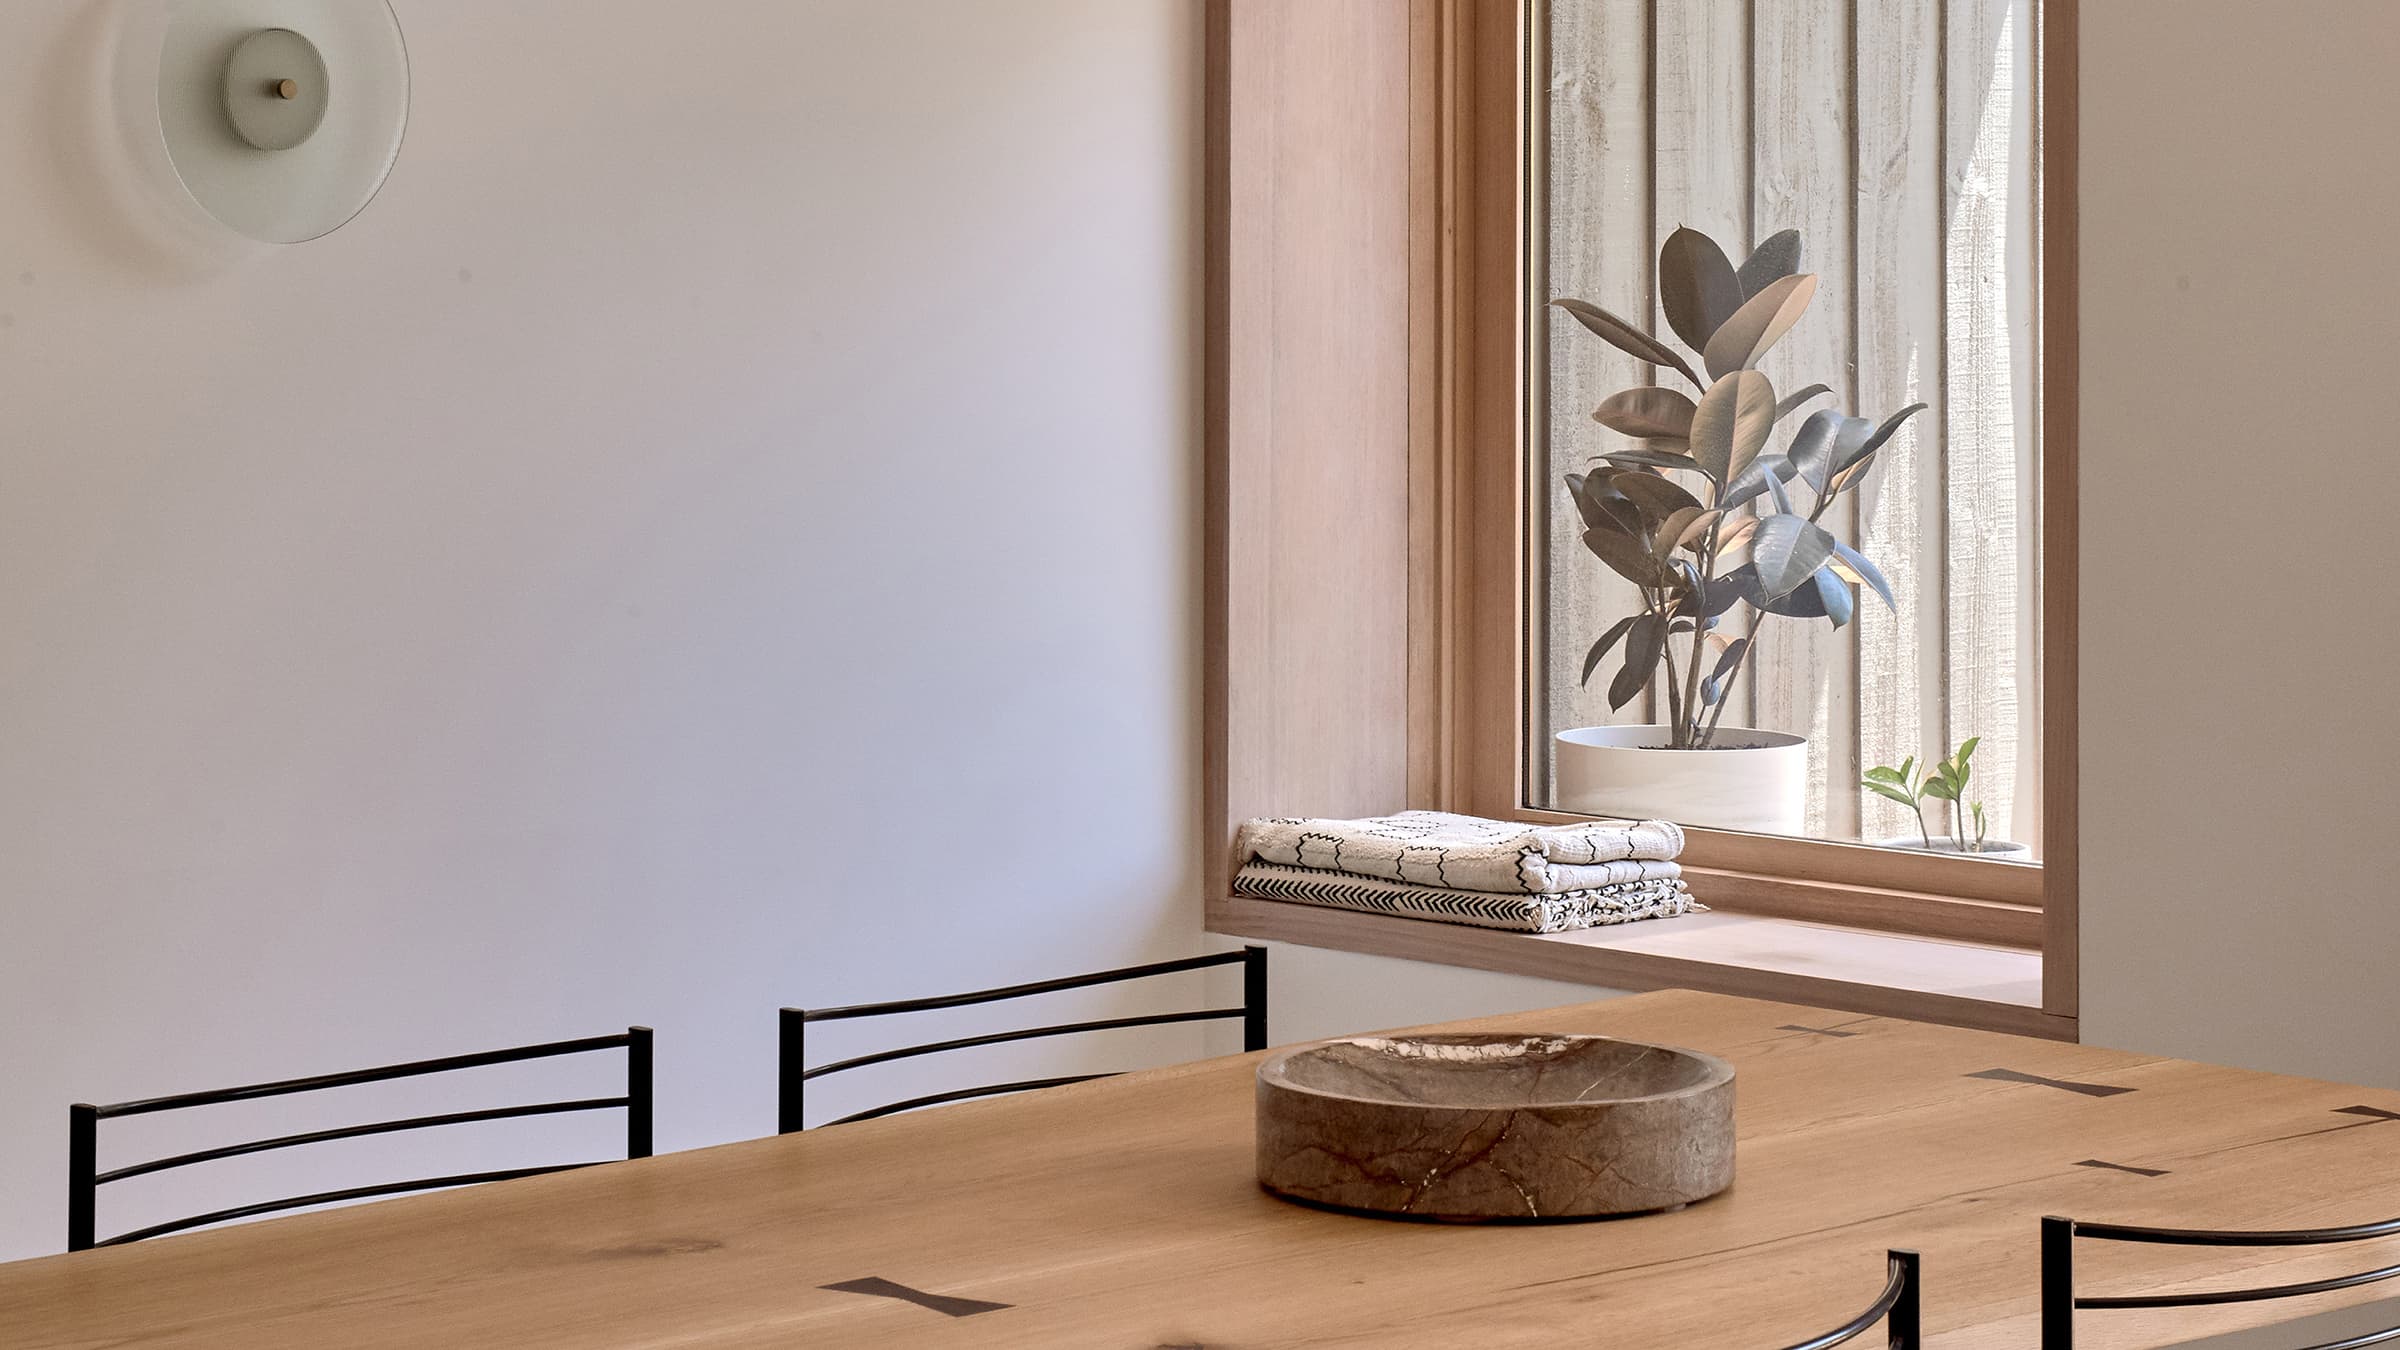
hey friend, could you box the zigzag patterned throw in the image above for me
[1233,862,1697,935]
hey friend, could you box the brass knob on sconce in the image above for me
[222,29,330,152]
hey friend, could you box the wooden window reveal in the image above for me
[1407,0,2076,1013]
[1203,0,2076,1021]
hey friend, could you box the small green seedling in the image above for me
[1862,737,1987,852]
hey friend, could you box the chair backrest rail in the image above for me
[93,1096,632,1186]
[2076,1216,2400,1247]
[781,949,1265,1133]
[84,1032,642,1118]
[2079,1259,2400,1311]
[95,1164,600,1247]
[1775,1251,1918,1350]
[822,1073,1113,1128]
[799,1007,1247,1083]
[800,950,1255,1023]
[70,1028,652,1253]
[2046,1213,2400,1350]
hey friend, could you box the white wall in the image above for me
[2077,0,2400,1086]
[0,0,1202,1260]
[1254,942,1622,1045]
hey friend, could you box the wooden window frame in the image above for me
[1203,0,2076,1037]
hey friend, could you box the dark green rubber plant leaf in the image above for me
[1552,298,1703,388]
[1762,461,1795,515]
[1582,527,1680,589]
[1727,563,1827,620]
[1579,614,1640,688]
[1565,473,1641,536]
[1811,564,1857,627]
[1682,566,1756,620]
[1658,226,1745,353]
[1700,635,1751,707]
[1703,273,1818,379]
[1672,507,1725,552]
[1837,402,1931,480]
[1828,539,1895,611]
[1599,447,1705,474]
[1563,472,1600,530]
[1825,452,1878,498]
[1592,386,1701,440]
[1774,383,1833,423]
[1652,505,1707,559]
[1608,615,1668,711]
[1688,370,1777,485]
[1750,513,1837,602]
[1608,467,1704,520]
[1782,410,1857,493]
[1737,228,1803,298]
[1722,454,1800,511]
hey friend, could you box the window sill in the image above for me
[1206,895,2074,1041]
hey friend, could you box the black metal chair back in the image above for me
[780,947,1266,1132]
[69,1027,652,1251]
[2043,1212,2400,1349]
[1771,1250,1920,1350]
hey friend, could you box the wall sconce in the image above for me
[122,0,409,245]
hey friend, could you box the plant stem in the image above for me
[1700,655,1735,745]
[1700,617,1764,746]
[1682,516,1725,748]
[1657,613,1686,746]
[1915,801,1933,851]
[1682,624,1707,748]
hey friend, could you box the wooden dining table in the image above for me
[7,989,2400,1348]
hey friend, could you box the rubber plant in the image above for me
[1556,225,1925,750]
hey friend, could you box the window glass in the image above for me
[1530,0,2044,859]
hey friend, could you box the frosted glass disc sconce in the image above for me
[125,0,408,244]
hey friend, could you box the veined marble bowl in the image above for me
[1255,1033,1735,1221]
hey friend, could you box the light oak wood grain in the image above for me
[1515,803,2046,906]
[1210,895,2057,1037]
[1447,0,1525,821]
[1681,864,2043,948]
[1405,0,1446,807]
[8,991,2395,1349]
[1204,0,1416,903]
[2037,0,2081,1020]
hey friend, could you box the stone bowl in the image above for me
[1255,1033,1734,1221]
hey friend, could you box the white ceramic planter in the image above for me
[1554,725,1808,834]
[1874,835,2033,860]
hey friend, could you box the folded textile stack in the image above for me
[1233,809,1698,935]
